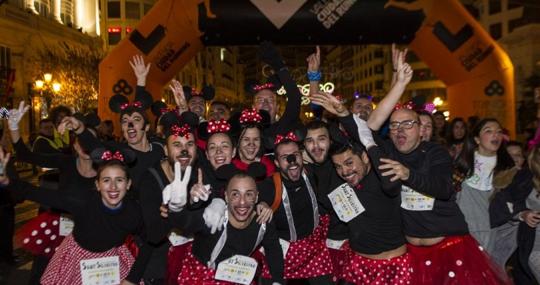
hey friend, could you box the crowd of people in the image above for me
[0,42,539,285]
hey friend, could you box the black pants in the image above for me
[28,255,50,285]
[0,204,15,263]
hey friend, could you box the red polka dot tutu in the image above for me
[15,211,65,258]
[406,234,512,285]
[167,242,192,285]
[177,243,259,285]
[40,234,137,285]
[284,215,333,280]
[328,240,350,282]
[339,249,412,285]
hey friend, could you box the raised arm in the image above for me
[259,42,301,126]
[367,46,412,131]
[129,54,151,87]
[307,46,321,96]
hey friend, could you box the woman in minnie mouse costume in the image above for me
[0,146,152,285]
[230,108,275,178]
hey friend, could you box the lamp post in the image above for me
[33,73,61,130]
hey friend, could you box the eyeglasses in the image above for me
[389,120,419,130]
[255,97,274,105]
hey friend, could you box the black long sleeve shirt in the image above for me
[346,146,405,254]
[169,209,284,284]
[8,180,152,283]
[13,139,95,199]
[339,114,468,238]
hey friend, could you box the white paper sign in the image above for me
[279,238,290,258]
[327,183,365,222]
[59,215,74,237]
[400,185,435,211]
[80,256,120,285]
[168,231,193,247]
[215,255,258,285]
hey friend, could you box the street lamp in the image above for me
[33,73,62,127]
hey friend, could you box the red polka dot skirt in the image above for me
[167,242,192,285]
[284,215,333,280]
[15,211,65,258]
[40,234,137,285]
[340,249,412,285]
[407,234,512,285]
[328,241,350,283]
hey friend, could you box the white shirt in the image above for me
[464,152,496,191]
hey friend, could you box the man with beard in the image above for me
[257,134,334,284]
[329,117,410,284]
[208,101,231,121]
[349,95,374,121]
[137,111,200,284]
[315,69,510,284]
[302,120,349,281]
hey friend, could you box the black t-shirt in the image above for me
[259,174,317,241]
[307,160,349,240]
[346,147,405,254]
[169,209,284,284]
[8,180,151,283]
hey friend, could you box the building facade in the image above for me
[0,0,101,136]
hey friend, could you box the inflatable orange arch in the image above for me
[99,0,515,137]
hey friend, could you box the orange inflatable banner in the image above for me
[99,0,515,136]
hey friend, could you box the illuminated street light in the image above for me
[52,82,61,93]
[35,80,44,89]
[44,73,53,83]
[433,97,443,107]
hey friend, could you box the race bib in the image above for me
[168,231,193,247]
[215,255,258,285]
[80,256,120,285]
[328,183,365,222]
[279,238,290,258]
[400,186,435,211]
[59,215,74,237]
[326,238,346,250]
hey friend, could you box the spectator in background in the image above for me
[506,141,525,169]
[349,94,374,121]
[48,105,73,153]
[31,119,57,154]
[433,111,448,139]
[447,118,468,161]
[208,101,231,121]
[97,120,116,142]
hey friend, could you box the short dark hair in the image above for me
[329,142,365,158]
[39,118,53,126]
[305,120,329,132]
[49,105,72,126]
[506,140,523,149]
[211,101,230,109]
[275,140,299,157]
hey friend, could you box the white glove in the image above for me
[8,101,30,131]
[162,163,191,212]
[353,114,376,149]
[203,198,227,234]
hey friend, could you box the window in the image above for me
[125,1,140,19]
[374,49,383,58]
[0,46,11,69]
[107,1,121,18]
[488,0,501,15]
[108,28,122,45]
[376,80,384,90]
[61,0,73,26]
[509,18,522,33]
[507,1,521,10]
[489,23,502,40]
[375,64,384,74]
[34,0,51,18]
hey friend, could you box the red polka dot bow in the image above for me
[274,131,299,145]
[101,150,124,162]
[393,101,415,111]
[171,124,191,139]
[253,83,274,91]
[239,108,262,124]
[207,119,231,134]
[120,101,142,110]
